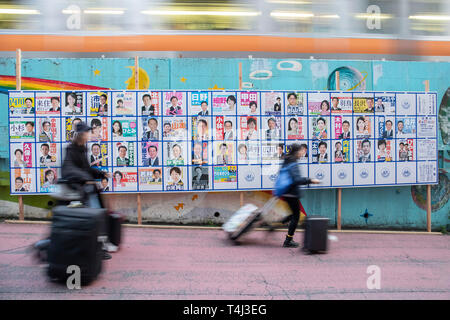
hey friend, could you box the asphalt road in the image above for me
[0,223,449,300]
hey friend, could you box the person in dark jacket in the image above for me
[278,143,320,248]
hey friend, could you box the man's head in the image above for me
[42,121,50,132]
[25,98,33,108]
[335,141,342,150]
[366,98,374,110]
[200,101,208,112]
[15,177,24,189]
[318,141,327,154]
[163,123,171,132]
[362,139,371,155]
[41,143,50,156]
[51,97,59,108]
[101,177,108,188]
[220,143,228,154]
[172,144,181,158]
[148,118,158,131]
[195,167,202,176]
[331,97,339,108]
[170,96,178,107]
[287,93,297,106]
[386,120,393,131]
[224,121,232,132]
[342,120,350,132]
[153,169,161,179]
[198,119,207,135]
[249,101,257,112]
[100,94,107,105]
[397,120,404,131]
[193,143,202,156]
[118,146,127,158]
[299,144,307,157]
[72,118,82,129]
[142,94,151,106]
[170,167,181,181]
[91,143,101,156]
[117,99,124,107]
[267,118,276,130]
[25,121,34,133]
[148,145,157,159]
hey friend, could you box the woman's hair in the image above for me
[321,100,330,111]
[288,118,298,131]
[238,143,247,152]
[249,101,257,109]
[226,95,236,104]
[284,143,302,163]
[170,167,181,175]
[357,116,365,129]
[67,93,77,102]
[114,171,123,178]
[14,149,23,156]
[44,169,54,182]
[112,121,123,135]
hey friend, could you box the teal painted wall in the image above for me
[0,58,448,230]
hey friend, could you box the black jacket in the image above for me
[62,143,106,184]
[282,159,311,198]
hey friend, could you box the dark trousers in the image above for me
[282,196,300,237]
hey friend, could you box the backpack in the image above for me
[274,162,297,197]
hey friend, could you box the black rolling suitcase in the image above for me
[107,212,123,247]
[47,205,107,285]
[303,215,329,253]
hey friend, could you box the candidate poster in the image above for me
[139,167,163,191]
[308,92,330,116]
[113,91,137,116]
[87,91,109,116]
[9,92,35,116]
[10,120,35,140]
[88,142,110,168]
[213,92,236,115]
[62,91,84,116]
[113,168,138,192]
[112,118,137,140]
[261,92,283,115]
[35,92,61,115]
[11,168,36,193]
[138,91,160,116]
[163,91,186,116]
[238,91,259,115]
[10,142,34,168]
[286,92,305,115]
[165,166,186,191]
[162,118,187,140]
[188,91,210,115]
[113,142,136,167]
[330,94,352,114]
[37,118,60,142]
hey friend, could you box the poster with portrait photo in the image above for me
[354,115,373,139]
[113,168,138,192]
[163,91,186,116]
[88,117,109,142]
[139,168,163,191]
[417,139,437,161]
[239,116,259,141]
[35,92,61,115]
[191,141,209,166]
[113,142,136,167]
[376,139,394,162]
[286,92,305,116]
[262,116,282,141]
[162,118,187,140]
[261,92,283,115]
[87,91,110,116]
[138,91,160,116]
[39,168,58,193]
[376,115,395,139]
[397,138,415,162]
[140,142,161,167]
[96,168,112,193]
[10,120,35,141]
[188,91,210,116]
[311,140,329,164]
[332,140,350,163]
[9,92,35,116]
[37,117,60,143]
[285,116,306,140]
[164,141,187,166]
[395,117,416,138]
[330,94,352,114]
[374,93,395,114]
[238,141,260,164]
[355,139,373,163]
[213,165,237,190]
[261,142,284,164]
[214,116,235,141]
[332,115,352,140]
[191,166,210,191]
[396,93,416,115]
[353,93,374,114]
[238,165,262,189]
[10,142,34,168]
[417,93,436,115]
[87,142,110,168]
[11,168,36,193]
[308,92,330,116]
[62,91,84,116]
[417,116,436,138]
[141,117,161,141]
[113,91,136,116]
[112,118,137,141]
[38,142,59,168]
[64,117,83,142]
[164,166,186,191]
[310,116,329,140]
[191,117,210,141]
[237,91,259,116]
[212,92,236,115]
[214,141,235,165]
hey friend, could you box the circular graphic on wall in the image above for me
[327,66,367,91]
[411,172,449,212]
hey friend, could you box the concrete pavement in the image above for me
[0,222,449,300]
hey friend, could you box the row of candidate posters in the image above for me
[9,90,438,194]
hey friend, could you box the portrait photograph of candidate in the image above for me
[299,143,308,161]
[194,118,209,141]
[223,120,234,140]
[382,120,394,139]
[90,118,103,141]
[145,145,160,166]
[249,101,258,115]
[338,120,351,139]
[40,143,53,167]
[358,139,372,163]
[67,118,81,141]
[42,169,57,188]
[355,116,370,139]
[15,176,27,192]
[23,98,35,115]
[192,167,209,190]
[226,95,236,112]
[116,145,130,166]
[152,169,162,183]
[244,117,258,141]
[238,143,249,163]
[97,93,108,116]
[100,177,110,192]
[287,118,299,139]
[375,97,385,112]
[115,98,133,115]
[216,143,232,165]
[365,98,374,113]
[64,92,81,115]
[89,143,103,167]
[169,144,184,164]
[23,121,35,138]
[334,141,344,163]
[112,120,123,138]
[39,120,53,142]
[113,170,125,188]
[286,92,303,115]
[265,117,281,141]
[141,93,156,116]
[198,101,209,116]
[166,95,183,116]
[377,139,391,162]
[396,120,405,137]
[331,97,341,111]
[312,117,327,140]
[273,96,282,112]
[50,97,60,112]
[320,100,330,115]
[316,141,328,163]
[13,149,26,167]
[144,118,160,141]
[162,122,173,138]
[167,167,184,189]
[191,142,207,165]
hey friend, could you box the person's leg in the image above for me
[283,197,300,247]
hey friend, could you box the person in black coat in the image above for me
[277,143,320,248]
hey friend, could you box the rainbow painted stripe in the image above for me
[0,75,109,92]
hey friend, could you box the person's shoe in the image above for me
[105,242,118,253]
[102,251,112,260]
[283,240,300,248]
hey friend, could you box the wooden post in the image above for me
[336,71,342,230]
[135,56,142,225]
[424,80,431,232]
[16,49,24,221]
[239,62,244,207]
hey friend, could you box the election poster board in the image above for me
[8,90,439,194]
